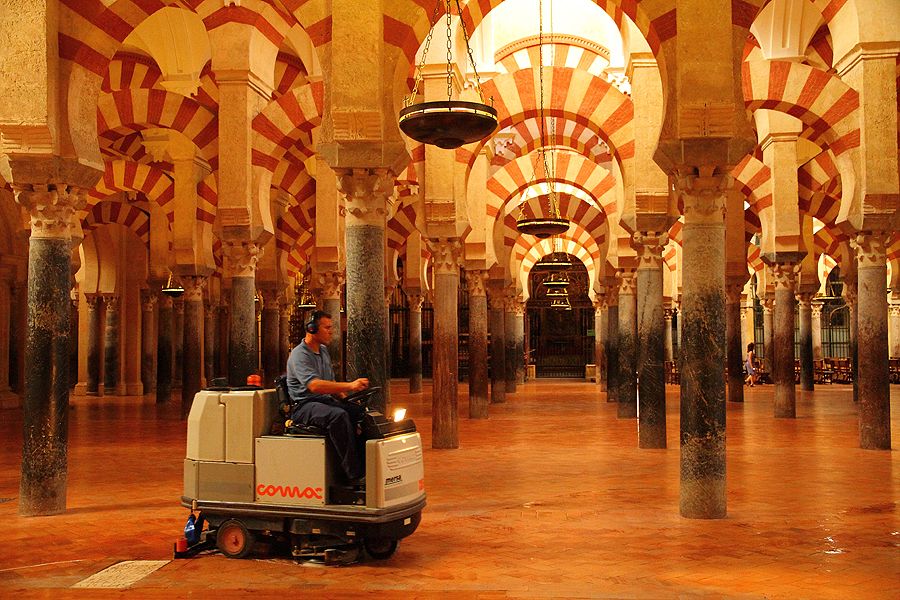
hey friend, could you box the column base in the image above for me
[74,383,87,396]
[126,382,144,396]
[0,389,22,409]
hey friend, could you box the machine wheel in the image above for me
[216,519,255,559]
[363,538,398,560]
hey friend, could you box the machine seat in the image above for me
[285,423,327,437]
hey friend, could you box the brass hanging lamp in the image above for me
[542,272,570,288]
[399,0,498,149]
[535,234,571,271]
[516,0,568,239]
[162,270,184,298]
[296,263,316,309]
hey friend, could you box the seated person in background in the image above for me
[286,310,369,486]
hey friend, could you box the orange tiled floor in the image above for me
[1,380,898,600]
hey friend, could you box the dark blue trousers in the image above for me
[291,399,365,480]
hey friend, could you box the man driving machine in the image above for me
[286,310,369,487]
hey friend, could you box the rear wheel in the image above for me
[216,519,255,559]
[363,538,398,560]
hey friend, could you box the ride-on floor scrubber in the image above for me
[177,381,425,564]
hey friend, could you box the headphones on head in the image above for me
[306,310,325,335]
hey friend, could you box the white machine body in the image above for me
[184,388,426,510]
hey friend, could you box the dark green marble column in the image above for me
[634,233,667,448]
[156,294,173,403]
[677,168,728,520]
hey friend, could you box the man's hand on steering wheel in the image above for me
[348,378,369,392]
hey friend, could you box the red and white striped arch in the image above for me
[251,83,323,173]
[387,201,419,252]
[732,154,770,243]
[798,150,841,224]
[86,160,175,218]
[490,121,612,171]
[81,201,151,246]
[97,89,219,162]
[478,67,634,176]
[494,34,612,79]
[514,230,602,301]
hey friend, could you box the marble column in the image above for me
[407,292,424,393]
[173,298,184,389]
[383,287,393,407]
[854,234,891,449]
[796,292,814,391]
[741,302,755,358]
[593,298,606,388]
[339,169,392,415]
[725,284,744,403]
[466,270,489,419]
[10,282,27,396]
[69,294,78,391]
[204,302,215,386]
[606,295,619,402]
[617,271,637,419]
[427,239,461,448]
[634,233,667,447]
[676,168,728,520]
[488,289,506,404]
[224,242,262,387]
[103,295,120,396]
[156,294,173,403]
[674,300,682,363]
[318,272,345,383]
[0,279,17,406]
[17,184,83,516]
[181,276,206,418]
[762,298,774,373]
[889,300,900,359]
[811,301,824,360]
[845,281,859,403]
[141,293,156,395]
[772,263,798,418]
[279,302,291,378]
[514,300,526,385]
[664,308,674,364]
[504,295,518,394]
[259,290,281,387]
[218,303,230,382]
[85,294,102,396]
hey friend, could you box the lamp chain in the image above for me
[406,0,443,107]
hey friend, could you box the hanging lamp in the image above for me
[550,295,570,309]
[542,272,570,288]
[546,286,567,297]
[516,0,568,239]
[162,270,184,298]
[399,0,497,149]
[296,263,316,309]
[535,234,571,271]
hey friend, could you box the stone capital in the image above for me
[632,232,669,270]
[407,292,425,312]
[889,304,900,318]
[617,270,637,296]
[157,293,174,310]
[141,293,157,312]
[426,238,462,275]
[725,283,743,305]
[487,288,506,311]
[14,184,87,240]
[811,300,824,318]
[514,300,526,317]
[674,166,731,224]
[337,168,394,226]
[841,280,858,306]
[182,276,207,302]
[503,294,519,313]
[465,269,488,297]
[761,298,774,314]
[851,232,889,269]
[85,293,102,310]
[795,291,813,309]
[771,262,799,291]
[315,271,345,300]
[173,297,184,315]
[102,294,119,311]
[223,241,263,278]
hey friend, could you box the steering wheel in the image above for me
[343,386,382,405]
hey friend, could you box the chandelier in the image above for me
[535,235,571,271]
[398,0,498,149]
[516,0,568,239]
[295,263,316,309]
[162,270,184,298]
[542,272,570,288]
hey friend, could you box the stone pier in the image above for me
[677,168,728,520]
[772,263,797,418]
[617,272,637,419]
[428,239,461,448]
[854,234,891,449]
[466,270,489,419]
[634,233,667,447]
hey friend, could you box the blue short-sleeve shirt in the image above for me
[286,340,335,405]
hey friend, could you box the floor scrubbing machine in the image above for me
[178,381,425,564]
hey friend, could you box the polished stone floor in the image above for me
[0,380,898,600]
